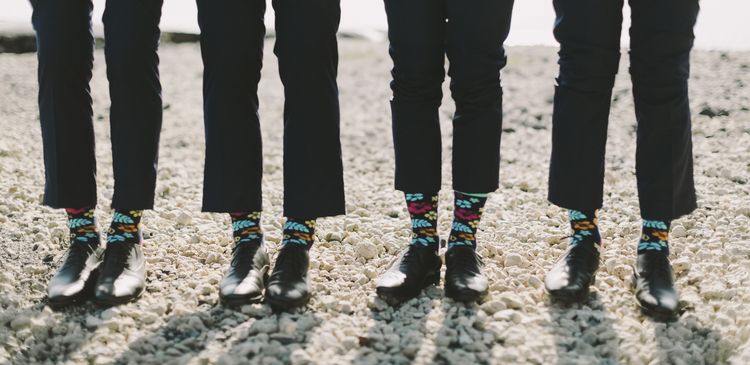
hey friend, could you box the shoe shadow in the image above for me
[431,300,494,365]
[2,299,106,364]
[547,292,622,364]
[352,290,440,365]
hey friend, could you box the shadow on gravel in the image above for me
[218,308,321,364]
[353,293,438,365]
[432,301,493,365]
[3,300,105,365]
[112,304,320,364]
[652,315,730,364]
[547,292,622,364]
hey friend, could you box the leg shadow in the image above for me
[216,305,321,364]
[653,315,730,364]
[2,299,106,364]
[112,303,224,364]
[548,293,622,364]
[111,302,321,365]
[353,290,440,365]
[431,300,494,365]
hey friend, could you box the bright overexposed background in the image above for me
[1,0,748,50]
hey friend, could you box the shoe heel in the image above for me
[425,271,440,287]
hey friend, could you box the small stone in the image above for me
[480,300,507,315]
[10,316,30,330]
[355,241,378,260]
[176,212,192,226]
[673,258,691,274]
[498,293,523,309]
[672,225,687,238]
[504,253,522,267]
[85,316,102,330]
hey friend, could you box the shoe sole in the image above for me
[266,294,311,312]
[94,287,144,307]
[220,293,265,307]
[376,271,441,306]
[445,287,489,304]
[547,275,596,305]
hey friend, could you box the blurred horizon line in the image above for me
[2,0,749,50]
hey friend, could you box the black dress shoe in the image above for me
[444,246,488,303]
[265,244,311,311]
[220,242,270,307]
[94,242,146,306]
[375,245,442,305]
[48,241,104,308]
[545,242,600,303]
[633,252,679,321]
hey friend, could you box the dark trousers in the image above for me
[385,0,515,194]
[548,0,699,221]
[197,0,345,219]
[31,0,163,210]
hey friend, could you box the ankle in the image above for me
[66,207,99,245]
[446,191,488,250]
[405,192,439,248]
[230,211,263,246]
[638,219,670,256]
[107,210,143,245]
[281,218,316,248]
[568,209,601,247]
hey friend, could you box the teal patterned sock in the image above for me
[65,207,100,246]
[405,193,439,250]
[447,192,488,250]
[106,210,143,245]
[281,218,316,249]
[230,212,263,246]
[568,210,601,248]
[638,219,670,255]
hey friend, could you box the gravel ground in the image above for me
[1,39,749,365]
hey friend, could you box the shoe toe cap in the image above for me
[375,271,406,289]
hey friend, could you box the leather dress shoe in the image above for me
[265,244,311,311]
[545,242,600,303]
[633,251,679,321]
[444,246,488,303]
[94,242,146,306]
[375,245,441,305]
[220,242,270,306]
[48,241,103,308]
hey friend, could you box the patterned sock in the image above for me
[568,210,601,248]
[405,192,439,249]
[230,212,263,246]
[281,218,316,249]
[65,207,100,246]
[447,192,488,250]
[638,219,670,256]
[107,210,143,245]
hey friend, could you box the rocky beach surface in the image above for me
[1,39,749,364]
